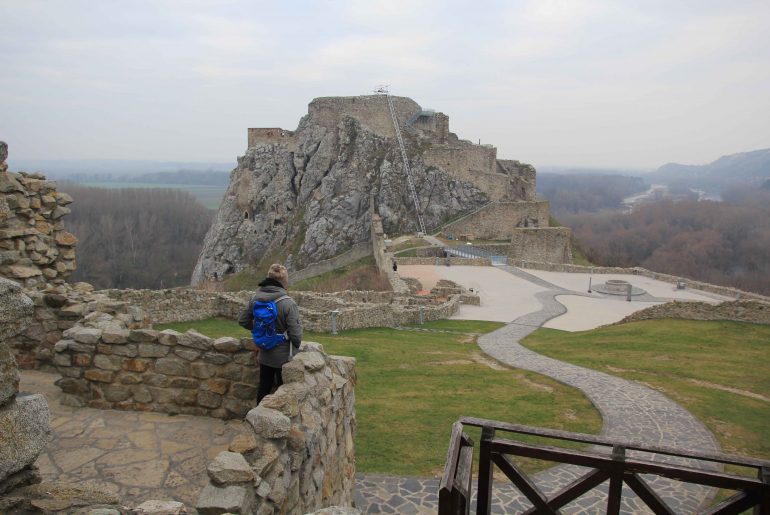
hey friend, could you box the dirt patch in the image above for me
[688,379,769,403]
[605,365,634,374]
[471,352,508,371]
[520,375,555,393]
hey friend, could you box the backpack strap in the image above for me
[274,295,291,304]
[273,295,294,357]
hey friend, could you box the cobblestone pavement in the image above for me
[20,370,252,509]
[355,265,721,514]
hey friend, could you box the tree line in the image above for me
[62,183,213,289]
[563,186,770,295]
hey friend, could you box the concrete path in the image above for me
[355,265,722,514]
[21,370,252,509]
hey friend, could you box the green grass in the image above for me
[521,320,770,462]
[82,181,226,209]
[391,238,426,253]
[155,318,602,476]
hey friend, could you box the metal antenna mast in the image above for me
[375,85,426,235]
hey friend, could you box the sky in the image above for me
[1,0,769,170]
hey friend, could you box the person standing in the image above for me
[238,263,302,403]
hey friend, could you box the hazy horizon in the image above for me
[2,0,769,169]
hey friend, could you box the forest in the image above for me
[62,183,213,289]
[563,185,770,295]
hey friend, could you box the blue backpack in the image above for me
[251,295,291,350]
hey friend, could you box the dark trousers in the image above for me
[257,363,283,404]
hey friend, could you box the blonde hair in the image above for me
[267,263,289,288]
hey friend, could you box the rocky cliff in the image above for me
[192,95,536,286]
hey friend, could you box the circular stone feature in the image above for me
[593,279,646,296]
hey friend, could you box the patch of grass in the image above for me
[291,255,391,292]
[391,238,427,252]
[571,245,593,266]
[521,320,770,462]
[404,320,505,333]
[155,318,602,476]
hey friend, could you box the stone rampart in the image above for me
[616,300,770,325]
[52,309,259,419]
[442,201,551,240]
[289,241,373,285]
[423,144,508,199]
[196,342,356,514]
[498,160,536,201]
[477,227,572,264]
[509,261,770,302]
[308,95,420,139]
[0,144,77,289]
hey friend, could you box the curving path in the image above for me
[355,265,721,513]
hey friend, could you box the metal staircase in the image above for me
[379,86,427,235]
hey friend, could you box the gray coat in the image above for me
[238,284,302,368]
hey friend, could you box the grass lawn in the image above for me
[155,318,602,476]
[521,319,770,464]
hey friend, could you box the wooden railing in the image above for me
[440,417,770,514]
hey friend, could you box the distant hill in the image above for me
[649,148,770,194]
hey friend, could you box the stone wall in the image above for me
[247,128,297,150]
[196,342,356,514]
[1,143,77,289]
[477,227,572,264]
[52,307,260,418]
[442,201,551,240]
[616,300,770,325]
[307,95,420,139]
[498,160,536,201]
[289,241,373,284]
[0,277,51,495]
[423,144,509,199]
[395,256,492,266]
[105,287,248,324]
[509,261,770,302]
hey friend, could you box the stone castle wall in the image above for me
[196,342,356,514]
[307,95,420,139]
[422,144,509,199]
[477,228,573,263]
[52,309,260,419]
[616,299,770,326]
[442,201,551,240]
[498,160,536,201]
[289,241,373,285]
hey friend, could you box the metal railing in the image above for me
[440,417,770,514]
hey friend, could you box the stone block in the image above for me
[54,377,90,394]
[178,330,212,350]
[207,451,254,485]
[261,390,300,418]
[196,484,255,515]
[169,377,199,389]
[295,351,326,371]
[228,432,258,453]
[190,362,217,379]
[72,353,92,367]
[0,342,19,405]
[0,395,51,480]
[157,329,183,346]
[197,390,222,409]
[174,348,200,361]
[101,328,130,344]
[72,327,103,344]
[84,369,114,383]
[135,500,186,515]
[203,352,231,365]
[138,343,170,358]
[108,343,139,357]
[213,336,241,353]
[175,389,197,406]
[215,363,243,381]
[102,384,132,402]
[116,359,148,374]
[223,398,252,418]
[203,378,230,395]
[53,352,71,367]
[129,328,159,342]
[246,406,291,439]
[281,359,306,383]
[229,383,257,400]
[143,373,168,387]
[118,372,142,385]
[68,341,97,353]
[131,386,152,404]
[93,354,122,371]
[154,357,189,376]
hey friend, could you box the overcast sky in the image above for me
[1,0,769,170]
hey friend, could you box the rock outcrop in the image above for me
[0,277,51,495]
[192,95,538,286]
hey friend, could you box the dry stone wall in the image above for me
[476,227,572,263]
[52,307,260,418]
[617,300,770,326]
[0,143,77,289]
[197,342,356,515]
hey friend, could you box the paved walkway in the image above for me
[21,370,253,509]
[354,265,721,514]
